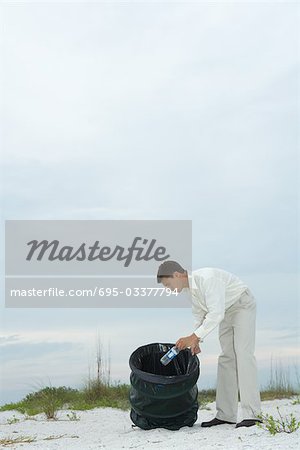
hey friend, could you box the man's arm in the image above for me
[192,307,206,333]
[175,305,205,354]
[176,277,225,351]
[193,277,225,340]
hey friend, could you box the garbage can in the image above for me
[129,342,200,430]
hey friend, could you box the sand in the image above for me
[0,398,299,449]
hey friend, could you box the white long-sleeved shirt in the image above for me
[184,268,249,341]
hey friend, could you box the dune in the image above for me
[0,398,299,449]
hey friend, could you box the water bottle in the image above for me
[160,346,180,366]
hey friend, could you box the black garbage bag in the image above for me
[129,342,200,430]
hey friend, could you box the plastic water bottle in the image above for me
[160,346,180,366]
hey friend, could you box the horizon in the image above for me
[1,1,298,406]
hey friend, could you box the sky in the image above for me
[0,0,299,405]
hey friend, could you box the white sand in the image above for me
[0,399,299,449]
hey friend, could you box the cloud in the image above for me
[0,2,298,403]
[0,334,20,345]
[2,2,297,163]
[0,341,82,362]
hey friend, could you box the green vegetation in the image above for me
[257,406,300,435]
[0,383,131,417]
[198,388,215,408]
[261,358,299,400]
[66,411,80,421]
[260,389,298,401]
[0,341,298,419]
[6,414,20,425]
[196,387,299,405]
[1,383,298,417]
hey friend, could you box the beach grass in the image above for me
[1,359,298,415]
[0,384,298,416]
[0,383,131,416]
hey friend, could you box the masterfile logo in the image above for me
[25,237,170,267]
[5,220,192,308]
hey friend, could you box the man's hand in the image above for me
[176,333,201,355]
[191,343,201,356]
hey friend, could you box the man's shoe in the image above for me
[235,419,263,428]
[201,417,236,427]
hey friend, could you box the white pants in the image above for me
[215,288,261,422]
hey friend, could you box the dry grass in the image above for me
[42,434,66,440]
[0,435,36,446]
[0,434,78,447]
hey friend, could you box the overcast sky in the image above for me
[0,1,299,405]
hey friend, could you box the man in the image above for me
[157,260,262,428]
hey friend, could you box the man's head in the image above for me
[157,260,189,293]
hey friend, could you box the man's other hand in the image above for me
[190,344,201,355]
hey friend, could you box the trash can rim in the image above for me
[129,342,200,384]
